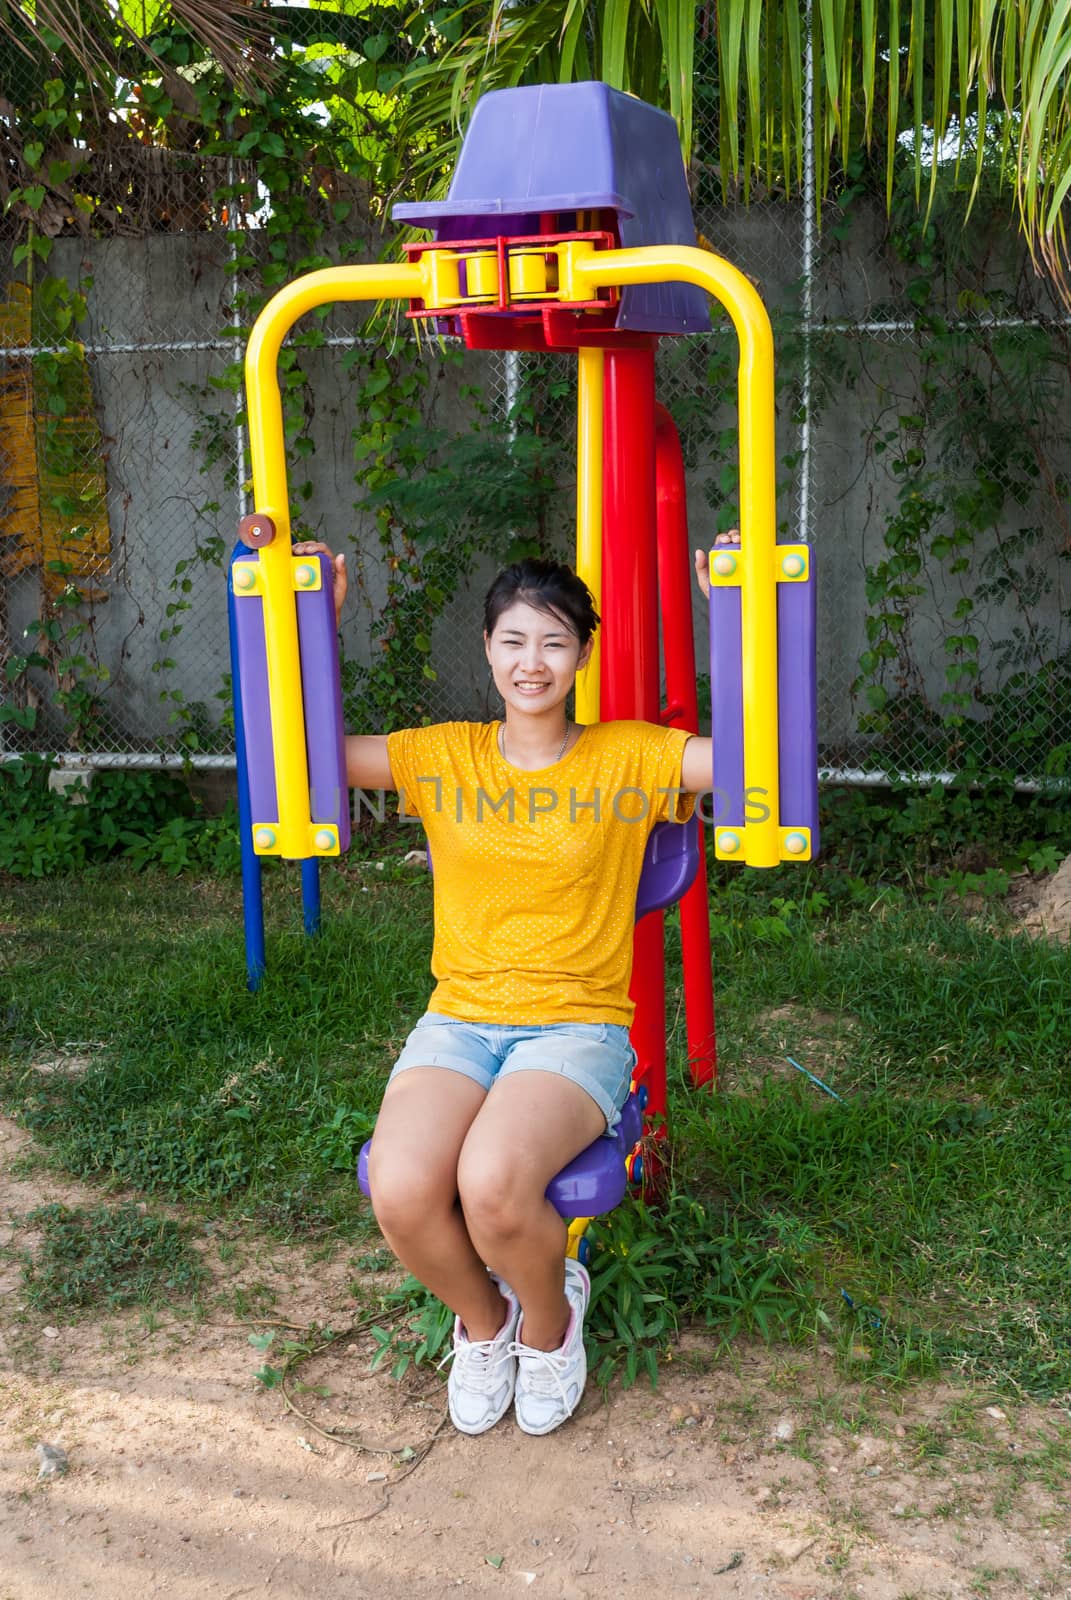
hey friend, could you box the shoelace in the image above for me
[509,1339,573,1408]
[438,1332,515,1392]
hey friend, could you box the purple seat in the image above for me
[636,817,700,920]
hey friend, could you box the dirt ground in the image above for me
[3,1119,1070,1600]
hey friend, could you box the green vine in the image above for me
[1,70,109,749]
[843,155,1071,776]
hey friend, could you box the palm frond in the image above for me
[390,0,1071,295]
[5,0,1067,297]
[1017,0,1071,290]
[395,0,700,200]
[0,0,276,87]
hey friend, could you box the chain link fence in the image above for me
[3,78,1070,782]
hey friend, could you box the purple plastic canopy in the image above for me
[393,83,709,335]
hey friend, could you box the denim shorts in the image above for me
[388,1012,637,1133]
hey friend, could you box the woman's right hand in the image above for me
[293,541,348,626]
[694,530,740,600]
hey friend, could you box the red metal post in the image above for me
[600,346,667,1123]
[655,404,717,1088]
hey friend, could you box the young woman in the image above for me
[296,540,718,1436]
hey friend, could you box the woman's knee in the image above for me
[456,1146,539,1240]
[367,1143,456,1240]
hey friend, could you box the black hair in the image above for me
[483,558,600,645]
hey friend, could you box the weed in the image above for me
[928,866,1013,901]
[908,1421,950,1461]
[18,1202,206,1313]
[229,1282,276,1320]
[0,760,240,878]
[307,1105,376,1173]
[369,1275,454,1379]
[353,1249,393,1274]
[825,1531,855,1571]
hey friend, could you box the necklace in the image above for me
[498,719,573,767]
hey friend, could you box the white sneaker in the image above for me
[512,1259,590,1436]
[444,1278,521,1436]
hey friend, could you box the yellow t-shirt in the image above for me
[385,719,695,1026]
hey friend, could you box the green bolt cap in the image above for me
[781,552,805,578]
[717,830,741,854]
[254,826,276,850]
[295,564,316,588]
[784,831,808,855]
[712,551,737,577]
[234,566,256,591]
[314,828,335,851]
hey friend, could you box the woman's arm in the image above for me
[292,541,397,792]
[345,734,395,791]
[680,732,712,795]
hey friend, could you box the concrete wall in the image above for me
[3,214,1069,767]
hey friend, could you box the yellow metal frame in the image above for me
[245,263,422,858]
[574,347,604,724]
[243,239,784,1260]
[232,553,326,600]
[565,1217,590,1260]
[244,244,780,867]
[571,246,780,867]
[713,823,813,863]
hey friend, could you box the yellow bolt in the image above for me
[781,552,805,578]
[717,830,741,854]
[712,551,737,578]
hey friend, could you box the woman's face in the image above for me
[484,599,592,718]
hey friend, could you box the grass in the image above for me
[3,847,1071,1399]
[664,880,1071,1396]
[16,1201,207,1313]
[1,863,430,1228]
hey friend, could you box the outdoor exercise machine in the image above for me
[228,83,819,1225]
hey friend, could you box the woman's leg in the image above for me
[456,1072,606,1350]
[367,1067,508,1340]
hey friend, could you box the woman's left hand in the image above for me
[293,540,348,626]
[694,531,740,599]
